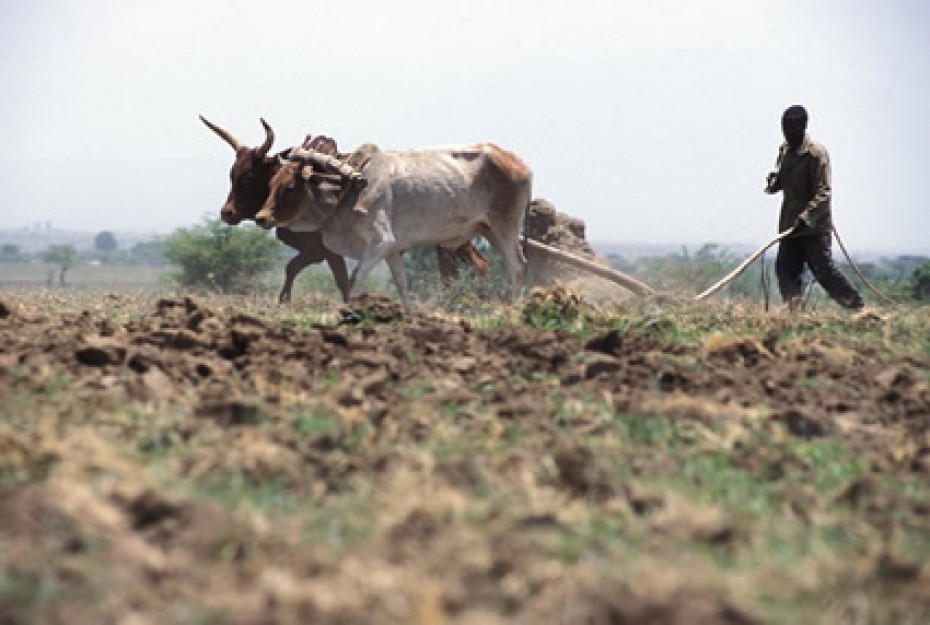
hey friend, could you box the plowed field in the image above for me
[1,290,929,624]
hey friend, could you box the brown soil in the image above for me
[1,291,928,624]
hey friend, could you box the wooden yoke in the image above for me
[288,137,371,214]
[289,146,367,184]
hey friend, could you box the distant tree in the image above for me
[129,240,167,265]
[42,245,77,287]
[94,231,119,261]
[830,255,929,302]
[881,255,929,283]
[0,244,21,262]
[163,218,282,293]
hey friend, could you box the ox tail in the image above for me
[523,238,655,297]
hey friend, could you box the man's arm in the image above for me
[764,147,785,194]
[799,147,831,225]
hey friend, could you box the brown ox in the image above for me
[200,117,488,303]
[254,141,532,308]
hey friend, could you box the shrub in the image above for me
[163,218,283,293]
[129,240,168,266]
[908,260,930,302]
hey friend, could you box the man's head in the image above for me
[781,105,808,150]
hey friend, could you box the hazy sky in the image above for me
[2,0,929,254]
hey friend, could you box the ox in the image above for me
[254,142,532,308]
[200,116,349,303]
[200,117,488,303]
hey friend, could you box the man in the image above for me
[764,105,864,310]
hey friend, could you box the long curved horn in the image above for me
[199,115,246,153]
[257,118,275,157]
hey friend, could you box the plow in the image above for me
[523,238,654,297]
[694,227,796,301]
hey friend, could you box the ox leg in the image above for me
[384,252,412,308]
[279,253,313,304]
[459,240,490,277]
[483,229,526,300]
[347,247,390,302]
[324,252,351,302]
[279,252,349,304]
[436,242,490,286]
[436,247,460,285]
[277,229,349,303]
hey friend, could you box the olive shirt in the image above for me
[764,133,833,237]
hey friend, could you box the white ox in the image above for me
[254,142,532,307]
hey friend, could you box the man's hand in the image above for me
[764,171,779,194]
[795,212,817,230]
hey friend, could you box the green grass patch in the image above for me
[0,569,67,613]
[292,407,341,438]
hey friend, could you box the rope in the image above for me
[832,225,898,305]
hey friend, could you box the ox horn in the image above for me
[257,118,275,157]
[199,115,246,153]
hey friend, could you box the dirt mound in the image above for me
[1,293,929,624]
[525,198,635,305]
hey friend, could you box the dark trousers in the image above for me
[776,233,864,309]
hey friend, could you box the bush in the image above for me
[163,218,283,293]
[129,240,168,266]
[908,260,930,302]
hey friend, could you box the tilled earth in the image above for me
[1,291,929,624]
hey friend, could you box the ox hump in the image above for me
[485,144,532,183]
